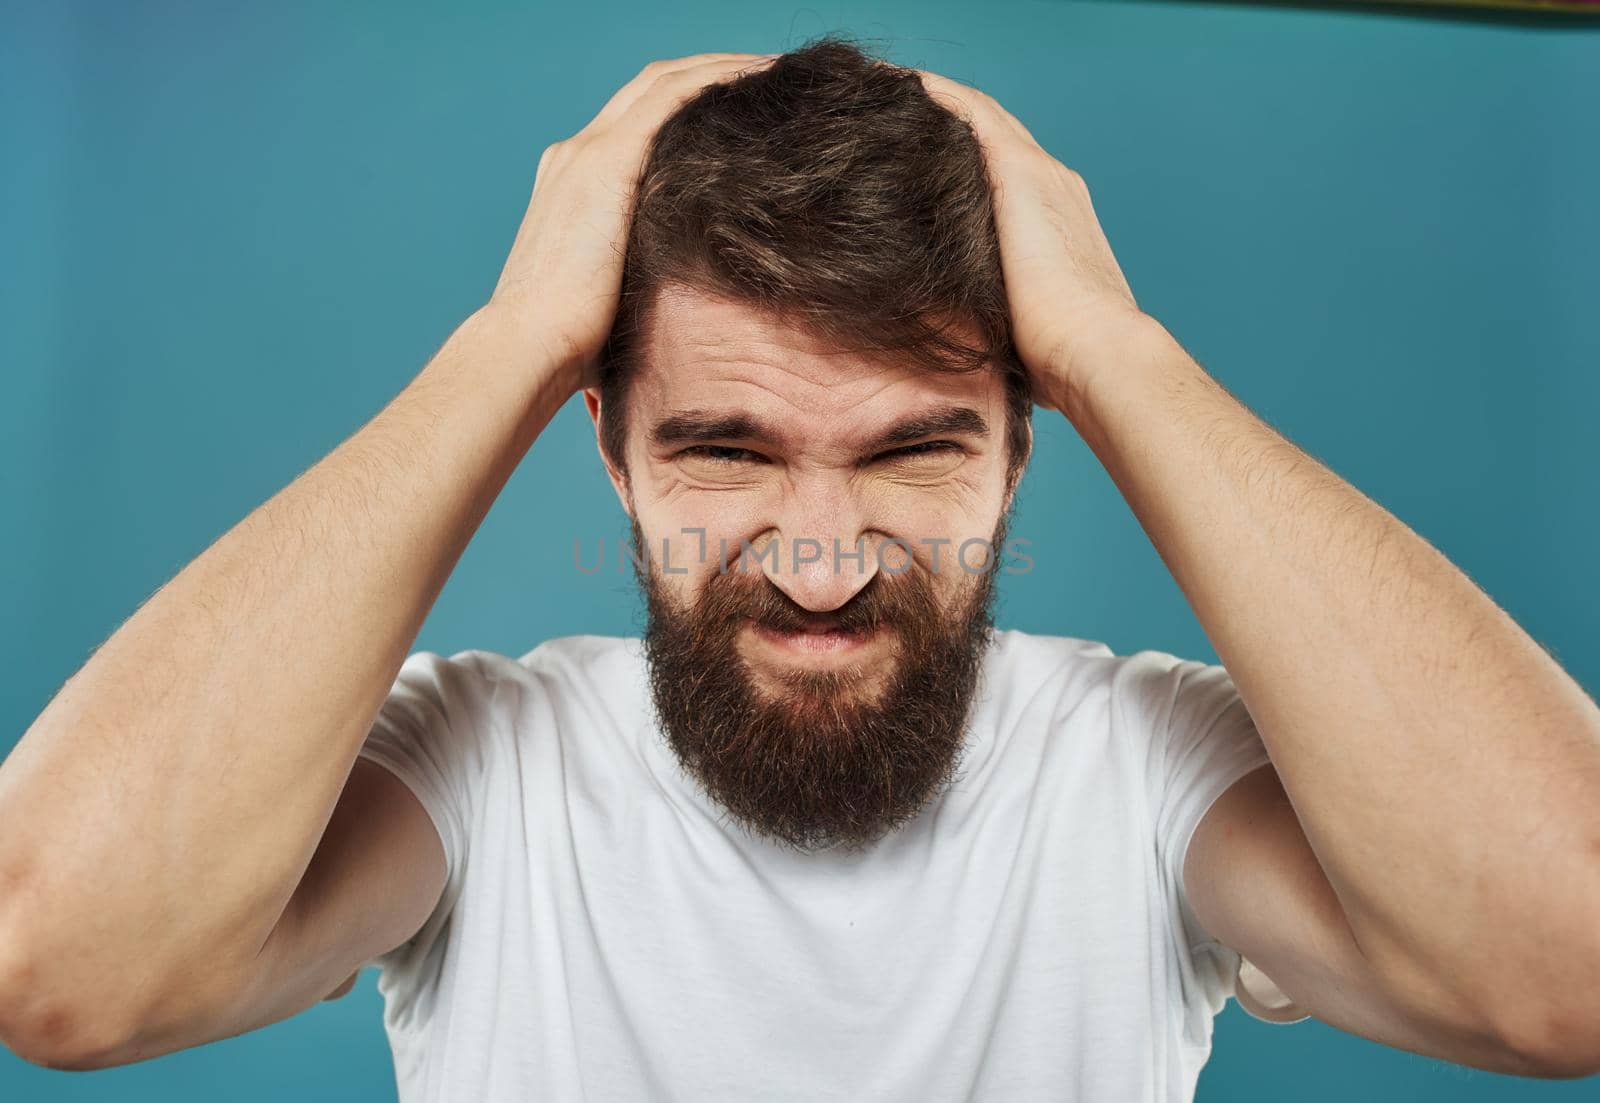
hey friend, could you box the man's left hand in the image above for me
[916,69,1151,413]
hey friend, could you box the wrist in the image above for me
[420,305,581,433]
[1042,310,1177,423]
[471,299,591,400]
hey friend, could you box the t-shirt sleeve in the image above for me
[354,650,496,1001]
[1120,650,1308,1036]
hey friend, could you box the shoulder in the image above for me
[984,627,1212,708]
[513,634,648,710]
[983,627,1113,691]
[517,634,654,737]
[397,635,643,690]
[981,630,1244,755]
[1004,631,1235,714]
[382,636,644,726]
[514,633,646,680]
[974,629,1120,760]
[987,626,1113,666]
[378,637,649,771]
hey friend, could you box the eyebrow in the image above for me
[648,404,991,454]
[649,412,776,448]
[861,406,990,453]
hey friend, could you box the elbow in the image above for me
[0,1001,133,1073]
[0,912,138,1071]
[1491,989,1600,1080]
[1484,934,1600,1082]
[1483,852,1600,1079]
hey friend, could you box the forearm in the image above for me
[0,305,566,1014]
[1059,318,1600,1020]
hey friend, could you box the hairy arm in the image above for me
[0,306,566,1068]
[1079,321,1600,1077]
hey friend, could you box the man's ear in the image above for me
[584,387,633,518]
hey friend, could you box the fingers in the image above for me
[592,52,777,130]
[914,68,1038,151]
[593,53,753,123]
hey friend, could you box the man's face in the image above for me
[589,284,1024,850]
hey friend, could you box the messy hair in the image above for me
[598,33,1032,483]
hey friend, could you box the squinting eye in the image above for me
[882,441,964,461]
[679,445,764,465]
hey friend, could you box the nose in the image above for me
[753,483,880,613]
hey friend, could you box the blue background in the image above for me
[3,0,1597,1098]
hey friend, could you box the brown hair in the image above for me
[599,33,1032,483]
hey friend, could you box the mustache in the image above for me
[700,565,935,636]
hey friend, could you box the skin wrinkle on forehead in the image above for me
[631,324,1009,481]
[634,282,1006,418]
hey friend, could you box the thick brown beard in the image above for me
[635,520,1002,853]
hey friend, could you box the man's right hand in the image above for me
[485,53,777,397]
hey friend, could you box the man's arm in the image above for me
[917,70,1600,1078]
[1080,323,1600,1078]
[0,305,565,1069]
[0,51,779,1071]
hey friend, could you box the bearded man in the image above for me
[4,34,1599,1103]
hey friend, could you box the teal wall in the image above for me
[3,0,1597,1098]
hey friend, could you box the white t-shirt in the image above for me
[355,629,1303,1102]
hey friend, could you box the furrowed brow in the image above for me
[863,406,990,453]
[648,411,782,449]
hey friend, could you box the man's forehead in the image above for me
[635,284,1005,431]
